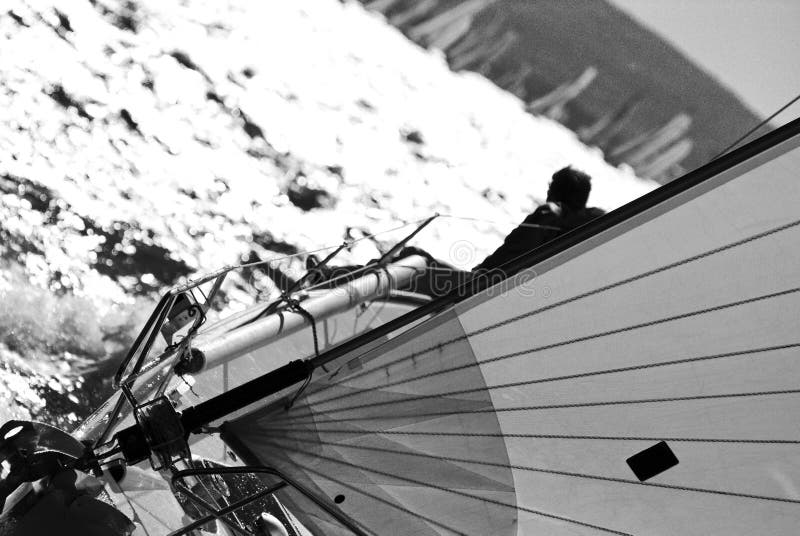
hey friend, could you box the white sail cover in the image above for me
[225,119,800,535]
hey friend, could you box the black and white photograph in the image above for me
[0,0,799,534]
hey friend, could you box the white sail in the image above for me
[224,118,800,535]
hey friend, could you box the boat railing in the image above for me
[170,465,369,536]
[113,215,440,393]
[113,266,230,389]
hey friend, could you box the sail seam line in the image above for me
[255,439,633,535]
[305,217,800,399]
[261,437,800,505]
[257,429,800,444]
[271,388,800,425]
[295,343,800,413]
[294,288,800,411]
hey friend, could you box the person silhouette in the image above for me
[473,166,605,277]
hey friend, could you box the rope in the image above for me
[188,209,558,329]
[233,216,435,271]
[283,298,319,409]
[284,372,312,411]
[441,213,563,231]
[230,211,556,280]
[230,209,563,276]
[714,91,800,159]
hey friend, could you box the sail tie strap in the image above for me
[286,298,320,359]
[284,298,318,409]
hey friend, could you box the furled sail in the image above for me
[223,118,800,535]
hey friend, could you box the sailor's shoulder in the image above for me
[527,202,562,220]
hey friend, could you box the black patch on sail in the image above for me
[626,441,679,481]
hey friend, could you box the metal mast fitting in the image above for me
[113,360,313,468]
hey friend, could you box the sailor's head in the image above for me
[547,166,592,210]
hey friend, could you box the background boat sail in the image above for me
[3,117,800,535]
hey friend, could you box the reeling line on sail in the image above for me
[275,388,800,427]
[261,436,800,506]
[255,439,635,536]
[274,343,800,416]
[257,427,800,445]
[303,216,800,401]
[287,286,800,414]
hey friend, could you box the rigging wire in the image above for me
[176,208,560,330]
[233,216,435,271]
[232,211,560,286]
[119,265,430,385]
[713,91,800,159]
[197,211,562,287]
[441,213,563,231]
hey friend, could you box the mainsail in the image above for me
[221,117,800,535]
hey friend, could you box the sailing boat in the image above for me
[1,116,799,535]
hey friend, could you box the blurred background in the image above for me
[0,0,796,425]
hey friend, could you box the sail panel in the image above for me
[226,122,800,535]
[225,308,518,535]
